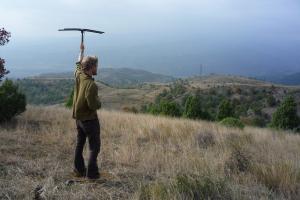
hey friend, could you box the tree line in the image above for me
[142,80,300,132]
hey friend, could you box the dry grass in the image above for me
[1,106,300,199]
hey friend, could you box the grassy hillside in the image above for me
[1,106,300,199]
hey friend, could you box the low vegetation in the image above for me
[16,79,74,105]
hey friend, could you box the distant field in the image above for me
[1,106,300,199]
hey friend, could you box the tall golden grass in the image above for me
[1,105,300,199]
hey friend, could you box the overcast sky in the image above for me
[1,0,300,77]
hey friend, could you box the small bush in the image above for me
[159,100,181,117]
[0,79,26,122]
[220,117,245,129]
[225,146,252,173]
[148,100,182,117]
[225,133,253,174]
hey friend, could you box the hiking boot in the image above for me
[72,169,86,178]
[87,173,100,180]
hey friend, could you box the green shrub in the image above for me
[216,99,235,121]
[0,79,26,122]
[220,117,245,129]
[159,100,181,117]
[270,96,300,131]
[147,100,181,117]
[183,95,202,119]
[147,103,161,115]
[183,95,211,120]
[65,89,73,108]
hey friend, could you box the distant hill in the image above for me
[33,67,176,87]
[257,72,300,86]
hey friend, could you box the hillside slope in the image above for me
[1,106,300,199]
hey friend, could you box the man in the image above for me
[72,42,102,180]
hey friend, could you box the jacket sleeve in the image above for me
[75,48,84,77]
[74,62,82,78]
[85,82,102,110]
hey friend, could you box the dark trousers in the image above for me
[74,118,101,178]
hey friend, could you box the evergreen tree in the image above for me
[270,96,300,130]
[159,100,181,117]
[183,95,211,120]
[216,99,235,121]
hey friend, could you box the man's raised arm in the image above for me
[78,42,85,63]
[75,42,85,76]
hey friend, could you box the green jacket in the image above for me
[72,62,101,120]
